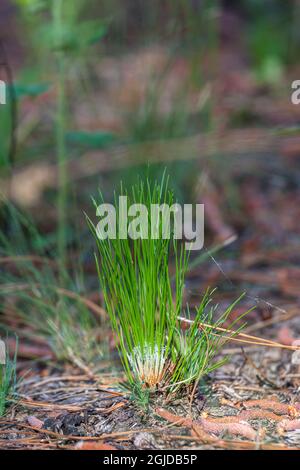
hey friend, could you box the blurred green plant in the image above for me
[0,202,102,369]
[0,336,17,417]
[241,0,295,82]
[0,101,13,171]
[15,0,107,272]
[66,130,116,150]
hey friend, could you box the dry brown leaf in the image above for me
[26,416,44,429]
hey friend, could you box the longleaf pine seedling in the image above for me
[88,176,248,405]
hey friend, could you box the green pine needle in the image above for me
[88,175,248,402]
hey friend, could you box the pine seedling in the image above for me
[88,176,187,394]
[169,289,247,395]
[88,176,247,403]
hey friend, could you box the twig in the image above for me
[178,317,300,351]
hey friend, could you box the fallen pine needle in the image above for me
[178,317,300,351]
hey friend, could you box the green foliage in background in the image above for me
[0,202,101,368]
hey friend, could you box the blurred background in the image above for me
[1,0,300,368]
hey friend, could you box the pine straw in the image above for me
[155,404,300,450]
[2,417,297,451]
[17,398,126,414]
[178,317,300,351]
[0,418,185,445]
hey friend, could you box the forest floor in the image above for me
[1,41,300,449]
[2,155,300,449]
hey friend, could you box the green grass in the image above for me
[0,337,17,417]
[170,289,245,396]
[0,202,101,369]
[88,175,248,404]
[88,175,186,393]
